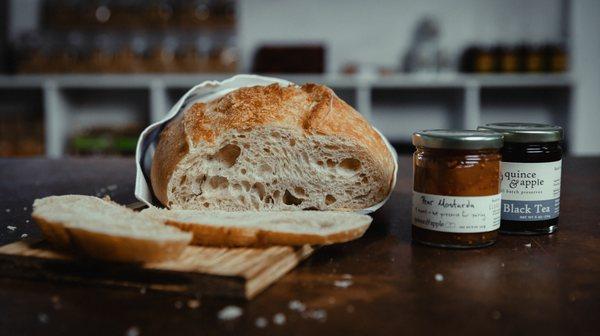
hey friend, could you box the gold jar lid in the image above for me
[478,123,563,143]
[412,129,503,150]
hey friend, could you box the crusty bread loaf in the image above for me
[142,207,372,247]
[32,195,192,263]
[151,83,395,211]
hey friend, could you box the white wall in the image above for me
[239,0,565,72]
[8,0,40,40]
[570,0,600,155]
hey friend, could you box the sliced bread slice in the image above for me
[142,208,372,247]
[32,195,192,263]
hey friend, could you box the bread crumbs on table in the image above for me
[21,233,28,238]
[435,273,444,282]
[334,279,353,288]
[273,313,286,325]
[187,299,200,309]
[37,313,49,324]
[302,309,327,322]
[7,225,16,231]
[255,317,268,328]
[288,300,306,312]
[217,306,243,321]
[525,243,532,248]
[51,295,61,310]
[125,326,140,336]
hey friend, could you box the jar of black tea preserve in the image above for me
[478,123,563,235]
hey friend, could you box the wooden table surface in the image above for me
[0,157,598,335]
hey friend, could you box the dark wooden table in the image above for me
[0,157,598,335]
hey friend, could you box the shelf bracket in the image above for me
[463,81,481,129]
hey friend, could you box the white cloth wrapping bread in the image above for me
[134,74,398,214]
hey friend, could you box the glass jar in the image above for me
[478,123,563,235]
[412,130,503,248]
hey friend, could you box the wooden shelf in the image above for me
[0,73,573,89]
[0,73,573,157]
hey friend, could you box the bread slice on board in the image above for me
[151,83,395,211]
[142,208,372,247]
[32,195,192,263]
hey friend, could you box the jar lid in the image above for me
[478,123,563,143]
[412,129,503,150]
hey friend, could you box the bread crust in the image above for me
[66,227,189,263]
[151,83,395,209]
[33,216,72,250]
[33,214,190,263]
[151,114,189,206]
[164,218,370,247]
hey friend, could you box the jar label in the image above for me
[412,192,501,233]
[500,160,561,221]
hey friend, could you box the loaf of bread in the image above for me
[151,83,395,211]
[143,207,372,247]
[32,195,192,263]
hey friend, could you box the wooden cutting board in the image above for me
[0,239,313,299]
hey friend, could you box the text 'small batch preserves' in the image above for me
[479,123,563,235]
[411,130,503,248]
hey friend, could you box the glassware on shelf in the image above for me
[0,113,44,157]
[541,43,568,72]
[89,33,116,72]
[13,0,239,74]
[403,16,447,74]
[145,0,174,28]
[460,42,568,74]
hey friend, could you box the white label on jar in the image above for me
[500,160,561,221]
[412,192,501,233]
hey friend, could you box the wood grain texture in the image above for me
[0,239,313,299]
[0,157,599,336]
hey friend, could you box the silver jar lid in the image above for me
[478,123,563,143]
[412,129,503,150]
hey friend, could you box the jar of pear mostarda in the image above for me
[411,130,503,248]
[479,123,563,235]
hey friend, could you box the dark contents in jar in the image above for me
[500,141,562,234]
[413,148,500,248]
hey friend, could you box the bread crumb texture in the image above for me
[152,83,395,211]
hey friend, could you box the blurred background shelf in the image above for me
[1,0,598,157]
[0,72,573,88]
[0,73,573,156]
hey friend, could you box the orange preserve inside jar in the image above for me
[412,130,503,248]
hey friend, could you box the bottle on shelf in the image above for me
[459,44,481,73]
[524,44,543,73]
[14,0,238,74]
[491,44,518,73]
[474,46,494,73]
[541,43,568,72]
[460,42,567,74]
